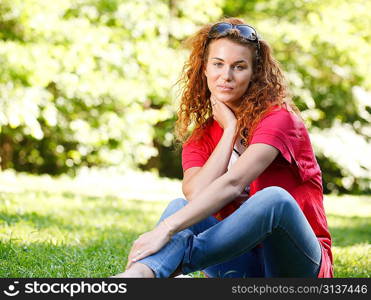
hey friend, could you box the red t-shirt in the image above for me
[182,106,333,278]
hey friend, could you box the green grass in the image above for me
[0,170,370,277]
[323,195,370,277]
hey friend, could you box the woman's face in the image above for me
[204,38,254,110]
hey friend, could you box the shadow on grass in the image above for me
[0,208,154,231]
[0,198,164,248]
[327,214,371,247]
[0,211,62,229]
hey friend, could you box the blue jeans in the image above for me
[137,186,322,278]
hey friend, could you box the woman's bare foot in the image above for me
[110,262,155,278]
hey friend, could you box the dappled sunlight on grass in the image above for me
[324,195,370,248]
[323,194,371,277]
[327,214,370,247]
[333,244,370,277]
[324,194,371,217]
[0,179,170,277]
[0,189,167,248]
[0,171,370,277]
[0,168,182,201]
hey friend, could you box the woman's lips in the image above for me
[217,85,233,91]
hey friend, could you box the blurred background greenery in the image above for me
[0,0,370,194]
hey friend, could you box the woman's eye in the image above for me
[235,65,245,70]
[213,62,223,67]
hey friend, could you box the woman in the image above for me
[114,17,333,278]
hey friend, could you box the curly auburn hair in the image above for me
[175,17,299,146]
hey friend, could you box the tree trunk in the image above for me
[0,133,13,170]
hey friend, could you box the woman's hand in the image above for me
[210,94,237,130]
[125,221,173,270]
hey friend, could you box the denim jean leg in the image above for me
[261,196,322,277]
[202,245,265,278]
[136,197,219,278]
[181,186,322,277]
[136,198,189,278]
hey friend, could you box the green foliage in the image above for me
[0,0,222,175]
[0,0,370,193]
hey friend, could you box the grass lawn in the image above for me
[0,169,370,277]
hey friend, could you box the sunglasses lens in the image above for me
[209,23,258,42]
[236,25,257,41]
[209,23,232,36]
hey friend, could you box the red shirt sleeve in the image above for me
[250,107,322,184]
[181,121,222,171]
[182,137,211,171]
[249,108,296,164]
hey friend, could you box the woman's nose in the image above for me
[221,66,233,81]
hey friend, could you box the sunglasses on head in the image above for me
[208,22,260,50]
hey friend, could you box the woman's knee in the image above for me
[263,186,293,200]
[159,198,189,222]
[166,197,188,211]
[248,186,296,209]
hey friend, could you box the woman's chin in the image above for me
[215,94,235,103]
[216,96,239,106]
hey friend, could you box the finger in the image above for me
[131,249,152,263]
[126,249,138,269]
[210,94,218,105]
[211,100,218,115]
[128,247,136,260]
[210,94,220,103]
[211,95,217,102]
[126,260,132,270]
[126,253,134,269]
[126,246,138,269]
[126,255,133,270]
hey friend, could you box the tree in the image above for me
[0,0,369,194]
[0,0,221,175]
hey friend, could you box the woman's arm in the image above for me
[127,143,279,266]
[183,126,235,200]
[169,143,279,234]
[183,96,237,200]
